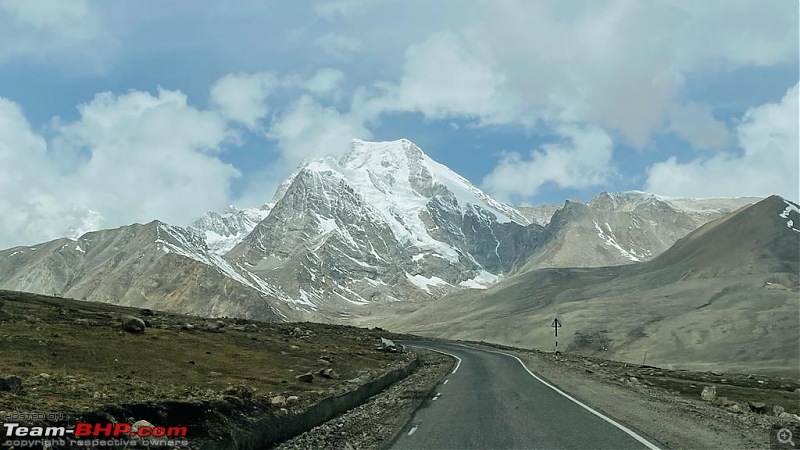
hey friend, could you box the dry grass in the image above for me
[0,290,407,417]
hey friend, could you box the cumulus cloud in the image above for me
[268,95,371,164]
[0,0,113,69]
[298,68,345,98]
[482,125,616,202]
[210,72,278,130]
[645,83,799,200]
[361,32,526,125]
[667,102,731,149]
[0,88,241,249]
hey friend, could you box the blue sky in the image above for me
[0,0,797,249]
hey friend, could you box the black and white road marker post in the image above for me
[551,317,562,354]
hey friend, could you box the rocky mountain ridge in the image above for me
[0,139,766,322]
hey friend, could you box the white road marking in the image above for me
[423,348,462,374]
[443,379,449,385]
[407,425,419,436]
[432,393,441,401]
[461,344,663,450]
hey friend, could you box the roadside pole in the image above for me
[551,317,562,354]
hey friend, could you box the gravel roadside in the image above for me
[505,347,795,449]
[275,350,452,450]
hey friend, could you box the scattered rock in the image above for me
[181,323,195,331]
[297,372,314,383]
[712,396,735,407]
[318,368,338,379]
[725,404,743,414]
[377,337,403,353]
[774,406,786,416]
[710,371,722,376]
[289,345,300,350]
[244,324,259,333]
[121,316,145,334]
[747,402,766,414]
[271,395,287,407]
[700,385,716,401]
[286,395,300,405]
[37,373,50,380]
[779,412,800,422]
[0,375,23,393]
[318,359,331,366]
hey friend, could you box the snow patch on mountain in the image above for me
[405,273,451,293]
[593,220,644,262]
[189,204,272,254]
[459,270,502,289]
[779,199,800,233]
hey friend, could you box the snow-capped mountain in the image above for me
[189,204,273,255]
[0,221,286,320]
[225,139,543,314]
[520,190,760,271]
[0,138,768,323]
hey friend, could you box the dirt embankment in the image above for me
[0,291,420,449]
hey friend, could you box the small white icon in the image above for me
[777,428,795,447]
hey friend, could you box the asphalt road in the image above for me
[391,342,662,450]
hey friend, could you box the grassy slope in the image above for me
[0,290,408,418]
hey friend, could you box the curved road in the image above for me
[391,342,662,450]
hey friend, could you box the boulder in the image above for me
[747,402,767,414]
[286,395,300,405]
[0,375,23,393]
[121,316,145,333]
[774,406,786,416]
[377,337,403,353]
[270,395,286,407]
[725,404,743,414]
[296,372,314,383]
[700,385,716,401]
[779,412,800,422]
[318,368,338,379]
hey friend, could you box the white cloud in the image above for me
[482,125,616,201]
[299,68,345,98]
[210,72,278,130]
[333,0,796,147]
[0,0,112,69]
[0,88,242,249]
[645,83,799,200]
[363,32,526,125]
[667,102,731,149]
[267,95,370,164]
